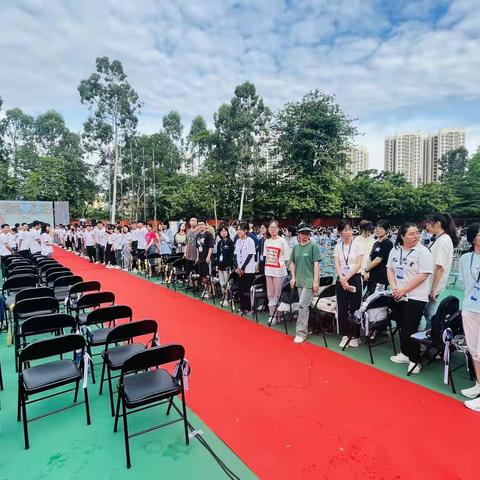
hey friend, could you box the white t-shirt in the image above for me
[84,231,94,246]
[387,244,433,302]
[112,232,123,250]
[29,229,41,253]
[93,228,107,247]
[136,227,148,249]
[0,232,11,256]
[429,233,454,295]
[8,232,17,248]
[41,232,53,255]
[235,237,256,274]
[334,239,364,275]
[263,237,290,277]
[122,232,132,247]
[354,235,376,275]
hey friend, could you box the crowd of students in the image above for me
[1,213,480,412]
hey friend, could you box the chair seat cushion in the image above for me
[123,369,180,406]
[55,288,71,301]
[104,343,146,369]
[22,359,81,393]
[18,309,56,320]
[411,331,433,345]
[89,327,114,346]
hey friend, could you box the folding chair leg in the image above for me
[389,325,397,355]
[86,345,96,384]
[84,387,91,425]
[166,397,173,415]
[0,361,3,390]
[113,389,122,433]
[342,337,352,351]
[180,393,189,446]
[107,368,115,416]
[74,380,80,403]
[449,368,457,394]
[122,399,131,469]
[21,389,29,449]
[367,337,374,364]
[99,360,106,395]
[17,379,22,421]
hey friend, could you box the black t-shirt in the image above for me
[195,231,214,263]
[216,238,235,269]
[368,238,393,285]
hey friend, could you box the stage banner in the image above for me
[54,201,70,225]
[0,200,54,225]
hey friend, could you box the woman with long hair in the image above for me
[40,224,54,257]
[424,213,459,327]
[234,222,257,314]
[334,220,364,348]
[387,223,433,374]
[216,225,235,306]
[174,222,187,254]
[459,223,480,410]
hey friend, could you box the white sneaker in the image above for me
[339,336,349,348]
[114,265,121,269]
[408,362,421,374]
[268,316,278,326]
[390,352,410,364]
[221,300,229,307]
[95,261,100,264]
[461,383,480,399]
[293,335,306,343]
[349,338,361,348]
[465,396,480,412]
[122,268,129,272]
[133,268,138,273]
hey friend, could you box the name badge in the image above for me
[470,286,480,302]
[198,246,203,253]
[219,254,223,262]
[395,266,405,280]
[341,266,350,276]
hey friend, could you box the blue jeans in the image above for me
[424,300,439,329]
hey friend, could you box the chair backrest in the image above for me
[21,313,76,336]
[15,287,55,303]
[251,275,266,288]
[68,281,101,297]
[37,259,58,269]
[13,297,59,319]
[122,344,184,374]
[85,304,131,326]
[319,276,334,287]
[19,334,85,366]
[46,270,74,285]
[105,319,157,346]
[43,266,70,277]
[2,275,38,294]
[75,291,115,311]
[6,260,32,272]
[317,284,337,299]
[6,266,37,278]
[431,296,461,342]
[4,255,24,266]
[53,275,83,290]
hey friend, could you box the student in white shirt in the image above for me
[122,225,132,271]
[424,213,458,328]
[234,222,257,314]
[83,224,96,262]
[334,220,364,348]
[387,222,433,374]
[29,222,42,254]
[111,226,124,269]
[263,220,290,325]
[93,222,107,264]
[40,224,54,257]
[0,223,13,276]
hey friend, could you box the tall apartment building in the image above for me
[423,128,466,183]
[385,128,466,186]
[347,145,369,177]
[384,132,424,187]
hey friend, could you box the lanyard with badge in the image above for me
[341,241,352,276]
[469,252,480,301]
[428,232,445,251]
[395,247,414,280]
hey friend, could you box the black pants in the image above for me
[86,246,96,263]
[96,245,105,264]
[336,274,363,337]
[238,273,255,311]
[185,259,196,278]
[19,250,30,259]
[0,256,8,277]
[391,299,426,363]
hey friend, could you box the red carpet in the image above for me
[56,248,480,479]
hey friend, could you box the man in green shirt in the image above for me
[290,223,321,343]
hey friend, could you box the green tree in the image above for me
[438,146,469,184]
[451,149,480,218]
[78,56,142,222]
[274,90,357,217]
[187,115,210,175]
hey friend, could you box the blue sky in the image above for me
[1,0,479,169]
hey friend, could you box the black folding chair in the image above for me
[66,281,101,314]
[53,275,83,302]
[17,334,91,449]
[310,281,337,347]
[2,275,39,311]
[15,287,55,303]
[251,275,268,323]
[46,270,74,288]
[270,277,300,334]
[99,319,158,415]
[41,267,71,286]
[80,303,129,383]
[113,344,189,468]
[73,291,115,325]
[6,266,36,278]
[4,255,28,267]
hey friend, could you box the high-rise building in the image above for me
[347,145,369,177]
[386,128,466,185]
[384,132,424,187]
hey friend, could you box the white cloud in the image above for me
[0,0,479,165]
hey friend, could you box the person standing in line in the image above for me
[29,221,42,255]
[424,213,459,328]
[121,225,132,271]
[145,223,159,277]
[184,216,199,281]
[174,222,187,254]
[94,222,107,264]
[234,222,257,314]
[289,223,321,343]
[387,223,433,374]
[17,223,30,258]
[264,220,291,326]
[334,220,364,348]
[195,219,215,297]
[40,224,54,257]
[83,224,96,263]
[111,226,124,269]
[134,221,148,271]
[0,224,13,276]
[354,220,376,277]
[257,223,268,274]
[458,223,480,411]
[215,225,235,306]
[364,220,394,296]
